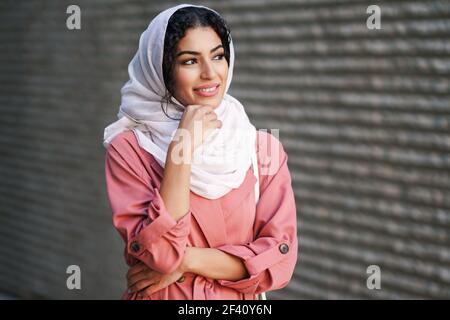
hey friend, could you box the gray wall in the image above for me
[0,0,449,299]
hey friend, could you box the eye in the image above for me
[181,54,225,65]
[213,54,225,61]
[182,58,196,65]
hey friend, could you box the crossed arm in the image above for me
[183,246,249,281]
[126,246,249,296]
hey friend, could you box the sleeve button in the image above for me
[279,243,289,254]
[131,241,141,253]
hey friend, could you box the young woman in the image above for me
[103,4,298,300]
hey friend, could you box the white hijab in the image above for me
[103,4,257,200]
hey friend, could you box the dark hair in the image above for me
[161,6,231,119]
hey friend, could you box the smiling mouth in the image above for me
[193,84,220,97]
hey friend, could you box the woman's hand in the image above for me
[174,104,222,155]
[127,262,185,298]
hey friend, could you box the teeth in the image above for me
[198,85,217,92]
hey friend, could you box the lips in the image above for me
[193,83,220,97]
[194,83,220,90]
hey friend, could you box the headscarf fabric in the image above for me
[103,4,257,199]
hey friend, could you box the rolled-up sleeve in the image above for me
[215,135,298,295]
[104,135,191,274]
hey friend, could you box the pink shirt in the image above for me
[104,130,298,300]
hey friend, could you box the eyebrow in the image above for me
[176,44,224,57]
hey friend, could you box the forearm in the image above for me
[182,247,249,281]
[159,141,191,221]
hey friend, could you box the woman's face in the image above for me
[172,26,229,109]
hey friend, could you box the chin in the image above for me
[194,97,222,108]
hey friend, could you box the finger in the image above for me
[199,105,214,114]
[127,261,147,277]
[126,262,147,279]
[186,104,203,112]
[139,283,161,297]
[128,269,158,289]
[204,112,217,121]
[129,278,157,294]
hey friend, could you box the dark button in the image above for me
[130,241,141,253]
[279,243,289,254]
[177,275,185,283]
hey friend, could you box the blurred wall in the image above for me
[0,0,449,299]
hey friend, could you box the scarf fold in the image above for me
[103,3,256,199]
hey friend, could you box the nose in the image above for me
[200,60,217,80]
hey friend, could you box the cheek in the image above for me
[174,71,196,95]
[219,63,229,81]
[216,59,228,73]
[175,74,187,88]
